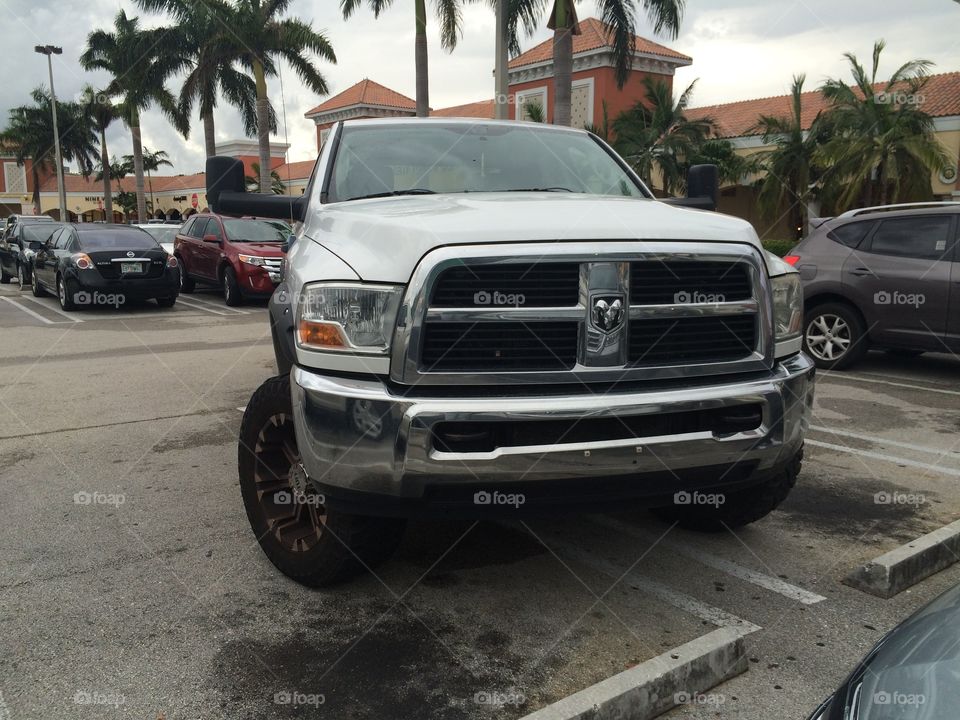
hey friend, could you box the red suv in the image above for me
[174,213,289,305]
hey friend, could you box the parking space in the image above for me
[2,298,959,719]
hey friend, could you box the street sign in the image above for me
[191,193,199,208]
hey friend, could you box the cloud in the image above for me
[2,0,958,174]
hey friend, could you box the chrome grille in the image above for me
[392,242,772,386]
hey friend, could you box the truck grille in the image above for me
[395,243,768,385]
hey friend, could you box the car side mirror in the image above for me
[662,164,719,211]
[206,156,307,223]
[282,234,296,254]
[202,234,220,244]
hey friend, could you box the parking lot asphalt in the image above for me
[1,280,959,720]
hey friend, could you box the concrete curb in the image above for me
[845,519,960,598]
[518,627,749,720]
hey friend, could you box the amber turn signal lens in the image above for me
[298,320,347,349]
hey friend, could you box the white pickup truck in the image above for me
[206,118,813,587]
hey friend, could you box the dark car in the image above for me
[789,202,960,369]
[0,221,63,287]
[174,213,288,306]
[809,582,960,719]
[31,224,179,311]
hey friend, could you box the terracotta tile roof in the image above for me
[431,99,497,119]
[275,159,317,181]
[688,71,960,139]
[509,16,691,69]
[304,78,416,117]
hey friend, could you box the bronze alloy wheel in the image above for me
[253,412,326,553]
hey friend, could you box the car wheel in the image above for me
[156,296,176,308]
[31,270,46,297]
[223,266,242,307]
[57,276,77,311]
[238,374,406,587]
[651,448,803,531]
[0,267,11,283]
[178,260,195,293]
[17,263,26,289]
[803,302,868,370]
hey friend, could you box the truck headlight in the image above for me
[297,283,404,354]
[771,273,803,358]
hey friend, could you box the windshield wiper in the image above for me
[346,189,436,201]
[503,187,574,193]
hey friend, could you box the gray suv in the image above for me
[790,202,960,369]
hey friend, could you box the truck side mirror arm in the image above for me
[206,156,307,223]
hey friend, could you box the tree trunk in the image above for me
[100,127,113,220]
[130,110,147,222]
[31,164,42,215]
[202,111,217,158]
[414,0,429,117]
[253,59,272,195]
[148,168,154,218]
[553,24,573,126]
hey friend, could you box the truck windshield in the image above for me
[328,122,647,202]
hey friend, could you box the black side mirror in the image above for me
[282,234,296,254]
[206,156,307,223]
[662,164,719,211]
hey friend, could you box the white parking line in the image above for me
[175,298,235,316]
[810,425,960,457]
[823,373,960,397]
[591,517,827,605]
[554,539,761,633]
[180,295,249,314]
[807,439,960,477]
[21,297,83,323]
[0,297,64,325]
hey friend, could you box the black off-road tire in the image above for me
[652,448,803,532]
[238,374,406,587]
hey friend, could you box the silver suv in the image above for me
[790,202,960,369]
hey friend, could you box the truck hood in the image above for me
[303,193,768,283]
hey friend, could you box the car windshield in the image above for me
[79,228,160,250]
[329,122,647,202]
[141,226,179,243]
[222,219,288,242]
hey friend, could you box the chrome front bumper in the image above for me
[291,353,814,508]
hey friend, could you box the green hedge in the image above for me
[761,239,797,257]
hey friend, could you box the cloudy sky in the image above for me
[4,0,960,175]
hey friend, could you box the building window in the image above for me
[516,87,548,122]
[570,78,595,129]
[3,162,27,195]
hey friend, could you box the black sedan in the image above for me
[0,220,62,287]
[31,224,179,311]
[809,582,960,719]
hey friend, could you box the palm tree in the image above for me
[80,10,189,222]
[341,0,463,118]
[95,155,132,219]
[612,77,711,195]
[80,85,119,220]
[245,162,286,194]
[687,138,760,187]
[135,0,272,157]
[1,87,98,215]
[508,0,685,126]
[754,75,825,237]
[817,41,950,209]
[123,148,172,217]
[229,0,336,194]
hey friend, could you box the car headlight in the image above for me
[238,254,267,267]
[297,283,404,354]
[771,273,803,358]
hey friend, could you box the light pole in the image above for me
[34,44,67,221]
[494,0,509,119]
